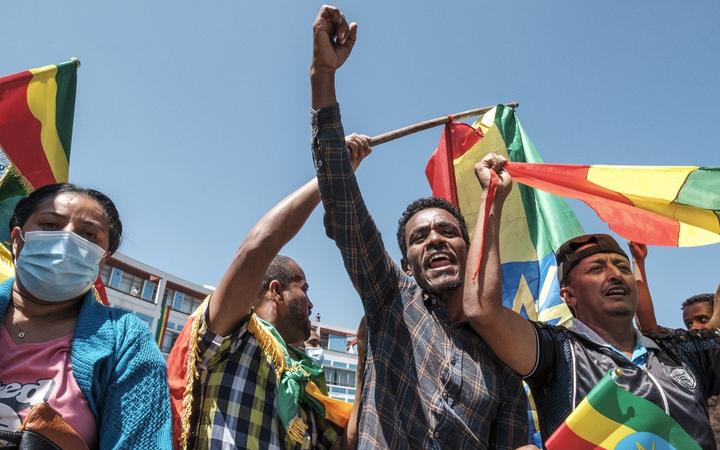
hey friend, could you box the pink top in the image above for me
[0,326,97,448]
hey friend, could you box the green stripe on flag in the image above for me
[587,375,700,449]
[676,167,720,210]
[493,105,583,257]
[53,61,78,161]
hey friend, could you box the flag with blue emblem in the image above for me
[425,105,584,446]
[426,104,583,324]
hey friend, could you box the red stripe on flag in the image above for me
[0,70,57,188]
[506,162,681,246]
[426,122,483,204]
[545,422,600,450]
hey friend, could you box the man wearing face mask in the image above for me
[0,183,171,450]
[303,329,326,367]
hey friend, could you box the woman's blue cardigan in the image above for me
[0,278,172,449]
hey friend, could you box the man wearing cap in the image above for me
[463,152,720,448]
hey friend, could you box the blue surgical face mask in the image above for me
[15,230,106,302]
[305,347,325,367]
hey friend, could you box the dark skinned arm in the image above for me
[207,136,370,337]
[630,242,658,333]
[463,153,538,377]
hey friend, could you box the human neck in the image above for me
[579,315,636,354]
[440,289,465,323]
[254,303,296,344]
[11,283,83,320]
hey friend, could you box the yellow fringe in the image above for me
[286,416,308,444]
[247,311,287,381]
[178,297,209,450]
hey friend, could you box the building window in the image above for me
[100,265,112,285]
[109,268,123,289]
[141,280,157,301]
[160,330,180,354]
[165,288,202,314]
[324,367,355,388]
[328,334,347,352]
[104,268,155,303]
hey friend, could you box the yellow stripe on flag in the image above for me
[586,165,698,203]
[622,193,720,246]
[678,222,720,247]
[566,397,635,449]
[27,65,69,183]
[0,245,14,283]
[454,124,537,262]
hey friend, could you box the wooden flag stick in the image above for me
[369,102,519,147]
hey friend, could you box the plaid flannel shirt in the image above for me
[312,103,528,450]
[191,313,339,450]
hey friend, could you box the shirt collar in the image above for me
[566,319,658,361]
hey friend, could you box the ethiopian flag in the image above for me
[426,104,583,324]
[0,61,78,281]
[546,372,700,450]
[506,163,720,247]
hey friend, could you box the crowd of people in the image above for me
[1,5,718,450]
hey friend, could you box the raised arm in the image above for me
[463,153,538,376]
[311,6,404,319]
[208,137,370,337]
[630,242,658,332]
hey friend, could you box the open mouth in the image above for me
[604,285,628,297]
[425,251,456,270]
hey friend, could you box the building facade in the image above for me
[101,252,360,402]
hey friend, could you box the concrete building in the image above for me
[101,252,360,402]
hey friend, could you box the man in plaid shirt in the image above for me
[170,137,371,448]
[310,6,529,450]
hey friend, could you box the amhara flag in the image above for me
[546,372,701,450]
[426,104,583,324]
[506,163,720,247]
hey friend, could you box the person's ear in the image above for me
[10,227,23,260]
[269,280,284,304]
[560,286,577,311]
[401,258,412,276]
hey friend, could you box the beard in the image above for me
[417,274,464,295]
[287,298,311,340]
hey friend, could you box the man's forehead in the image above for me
[406,208,459,231]
[577,251,629,265]
[684,302,713,315]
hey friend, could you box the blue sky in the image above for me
[3,1,718,330]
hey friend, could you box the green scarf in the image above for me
[247,313,329,443]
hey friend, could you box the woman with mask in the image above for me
[0,183,171,449]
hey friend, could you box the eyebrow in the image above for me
[34,211,106,229]
[410,220,459,234]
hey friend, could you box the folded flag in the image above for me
[546,371,701,449]
[0,61,78,282]
[506,163,720,247]
[426,104,583,324]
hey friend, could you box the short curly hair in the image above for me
[681,293,714,311]
[396,197,470,260]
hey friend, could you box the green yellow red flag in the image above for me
[546,372,700,450]
[426,105,583,324]
[426,105,584,446]
[505,163,720,247]
[0,61,78,282]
